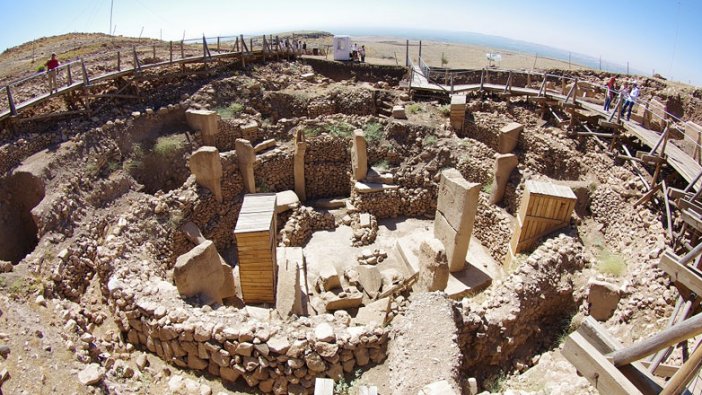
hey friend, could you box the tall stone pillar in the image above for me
[497,122,522,154]
[188,147,223,202]
[292,128,307,202]
[433,168,480,272]
[351,129,368,181]
[185,109,219,146]
[489,153,518,205]
[234,139,256,193]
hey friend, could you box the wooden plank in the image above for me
[681,209,702,233]
[578,317,665,394]
[606,310,702,367]
[659,251,702,296]
[563,332,644,395]
[639,361,680,378]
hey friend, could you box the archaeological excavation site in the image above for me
[1,33,702,395]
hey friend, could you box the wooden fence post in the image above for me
[480,69,485,90]
[6,86,17,115]
[117,51,121,71]
[152,45,156,60]
[81,59,90,85]
[132,47,141,73]
[217,36,220,52]
[169,41,173,63]
[405,40,409,67]
[67,64,73,85]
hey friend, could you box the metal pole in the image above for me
[109,0,114,35]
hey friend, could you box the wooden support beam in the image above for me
[563,332,645,395]
[480,68,485,90]
[67,64,73,85]
[579,132,613,138]
[663,181,674,240]
[80,59,90,86]
[6,86,17,116]
[640,361,680,378]
[681,209,702,233]
[538,75,547,96]
[635,151,668,165]
[117,51,121,71]
[240,35,249,52]
[169,41,173,63]
[634,182,662,206]
[661,342,702,395]
[606,311,702,368]
[659,250,702,297]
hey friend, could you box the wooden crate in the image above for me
[234,193,277,304]
[509,180,576,255]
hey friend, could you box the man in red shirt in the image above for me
[45,53,59,94]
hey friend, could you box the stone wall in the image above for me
[455,234,587,385]
[255,149,295,193]
[303,58,407,85]
[278,206,335,247]
[304,136,351,199]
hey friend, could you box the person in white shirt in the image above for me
[621,82,640,121]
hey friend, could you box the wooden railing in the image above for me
[0,33,288,120]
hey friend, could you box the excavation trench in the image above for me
[0,171,44,263]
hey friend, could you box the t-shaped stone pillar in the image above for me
[489,153,518,205]
[188,147,223,202]
[351,129,368,181]
[235,139,256,193]
[185,109,220,147]
[497,122,523,154]
[434,169,480,272]
[293,128,307,201]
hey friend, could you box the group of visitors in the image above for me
[603,76,641,121]
[283,39,307,55]
[351,43,366,63]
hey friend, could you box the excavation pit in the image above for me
[0,55,689,394]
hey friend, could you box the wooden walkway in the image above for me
[410,65,702,191]
[1,34,290,122]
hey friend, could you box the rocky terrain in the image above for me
[0,32,699,395]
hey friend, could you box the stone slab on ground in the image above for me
[392,105,406,119]
[419,380,459,395]
[254,138,276,153]
[388,293,462,394]
[354,181,399,194]
[276,247,303,317]
[275,190,300,213]
[356,265,382,298]
[312,197,347,209]
[353,297,390,326]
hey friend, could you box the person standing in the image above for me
[360,45,366,63]
[352,43,358,62]
[621,82,640,121]
[45,53,60,94]
[617,82,630,117]
[604,77,616,112]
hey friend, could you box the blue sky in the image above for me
[1,0,699,85]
